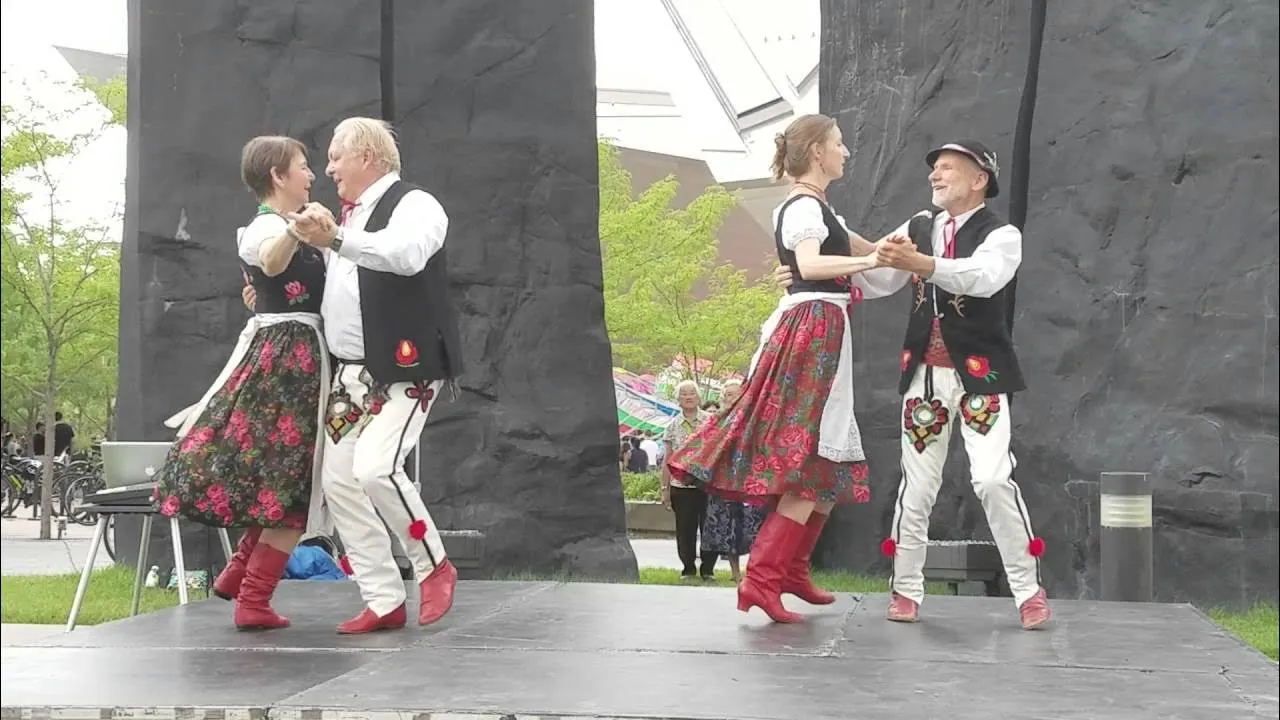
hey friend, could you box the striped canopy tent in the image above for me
[614,368,677,436]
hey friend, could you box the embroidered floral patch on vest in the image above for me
[964,355,999,383]
[395,339,420,368]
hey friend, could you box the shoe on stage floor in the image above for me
[418,559,458,627]
[337,604,407,635]
[886,592,919,623]
[1019,588,1051,630]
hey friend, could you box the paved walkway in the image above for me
[0,517,114,577]
[1,515,685,578]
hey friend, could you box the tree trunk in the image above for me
[106,395,116,441]
[39,384,56,540]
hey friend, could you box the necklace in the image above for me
[793,181,827,201]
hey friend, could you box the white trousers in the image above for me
[322,362,447,616]
[888,364,1042,607]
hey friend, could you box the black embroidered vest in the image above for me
[356,180,464,385]
[898,207,1026,395]
[241,211,326,315]
[775,195,852,294]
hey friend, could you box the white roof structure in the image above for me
[50,1,820,237]
[596,0,820,184]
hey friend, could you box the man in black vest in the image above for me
[771,141,1050,630]
[288,117,464,635]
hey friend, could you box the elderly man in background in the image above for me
[661,380,718,581]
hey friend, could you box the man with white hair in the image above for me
[287,117,464,634]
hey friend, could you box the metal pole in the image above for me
[1099,471,1153,602]
[379,0,396,122]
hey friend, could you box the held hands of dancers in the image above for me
[876,233,935,278]
[286,203,339,248]
[773,233,921,288]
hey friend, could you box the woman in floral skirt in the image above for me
[153,135,329,631]
[668,114,886,623]
[698,379,765,584]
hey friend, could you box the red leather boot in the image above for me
[737,513,807,623]
[213,527,262,601]
[418,558,458,626]
[781,512,835,605]
[234,544,292,630]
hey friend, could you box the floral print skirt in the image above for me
[701,494,766,557]
[151,320,323,529]
[667,300,871,505]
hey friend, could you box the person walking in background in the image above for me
[661,380,718,581]
[698,380,764,584]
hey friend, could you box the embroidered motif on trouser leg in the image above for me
[888,365,954,605]
[322,363,445,617]
[958,396,1041,607]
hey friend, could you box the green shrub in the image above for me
[621,471,661,501]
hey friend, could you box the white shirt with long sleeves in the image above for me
[321,172,449,360]
[850,203,1023,300]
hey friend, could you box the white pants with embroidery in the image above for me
[887,364,1042,608]
[322,362,447,616]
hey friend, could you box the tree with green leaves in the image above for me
[79,73,126,126]
[1,77,122,539]
[598,140,779,385]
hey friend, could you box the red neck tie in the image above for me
[337,200,357,227]
[943,217,957,259]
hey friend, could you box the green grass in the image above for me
[621,471,661,501]
[5,565,1276,661]
[1206,603,1279,661]
[2,566,180,626]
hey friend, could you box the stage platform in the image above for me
[2,580,1276,719]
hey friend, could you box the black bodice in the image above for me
[241,212,326,315]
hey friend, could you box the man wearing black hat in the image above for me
[771,140,1050,630]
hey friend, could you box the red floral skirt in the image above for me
[151,320,322,529]
[667,300,871,504]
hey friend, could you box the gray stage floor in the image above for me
[1,580,1276,719]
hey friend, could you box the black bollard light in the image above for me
[1099,471,1154,602]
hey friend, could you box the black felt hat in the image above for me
[926,140,1000,198]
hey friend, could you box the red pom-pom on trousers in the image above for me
[1027,536,1046,557]
[409,519,428,540]
[880,538,897,557]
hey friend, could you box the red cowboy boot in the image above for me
[234,544,292,630]
[737,513,807,623]
[782,512,835,605]
[337,604,407,635]
[213,527,262,601]
[418,558,458,626]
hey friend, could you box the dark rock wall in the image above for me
[819,0,1278,608]
[117,0,636,580]
[388,2,636,579]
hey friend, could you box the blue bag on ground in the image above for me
[284,544,346,580]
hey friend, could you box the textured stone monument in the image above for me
[116,0,637,580]
[817,0,1278,608]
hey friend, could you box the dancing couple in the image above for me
[153,118,464,634]
[667,114,1050,630]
